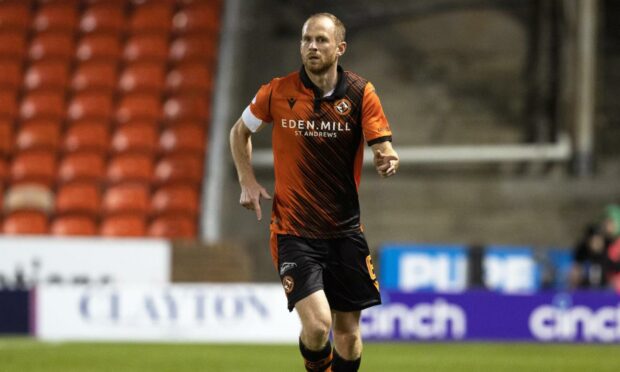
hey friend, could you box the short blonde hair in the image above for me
[305,13,346,43]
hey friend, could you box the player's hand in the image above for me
[374,150,399,178]
[239,181,272,221]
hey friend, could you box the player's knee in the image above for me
[333,328,361,353]
[304,316,332,345]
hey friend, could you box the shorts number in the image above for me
[365,255,377,280]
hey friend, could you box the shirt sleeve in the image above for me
[242,82,273,132]
[361,82,393,146]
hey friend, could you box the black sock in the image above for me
[332,349,361,372]
[299,338,333,372]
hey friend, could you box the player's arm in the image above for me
[229,117,271,220]
[371,140,399,178]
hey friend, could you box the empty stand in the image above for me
[75,34,122,62]
[0,60,22,90]
[67,92,114,122]
[63,121,110,154]
[28,32,75,62]
[166,63,213,95]
[107,153,154,184]
[10,151,57,187]
[148,215,196,238]
[151,184,199,217]
[32,2,79,33]
[163,95,210,123]
[102,183,150,215]
[172,2,220,35]
[19,91,65,121]
[118,62,165,94]
[154,153,203,186]
[159,123,206,155]
[129,2,172,35]
[0,158,7,184]
[100,214,146,237]
[0,32,26,60]
[169,35,217,64]
[115,94,162,124]
[2,210,49,235]
[79,3,126,35]
[15,120,61,152]
[111,122,158,154]
[0,1,31,32]
[23,61,70,92]
[123,34,168,62]
[58,152,106,184]
[0,119,12,156]
[72,62,118,93]
[55,182,101,216]
[51,215,98,236]
[0,90,18,119]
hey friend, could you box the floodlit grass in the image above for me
[1,338,619,372]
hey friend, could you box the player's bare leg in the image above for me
[331,310,362,371]
[295,290,333,371]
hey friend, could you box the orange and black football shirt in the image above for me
[243,65,392,239]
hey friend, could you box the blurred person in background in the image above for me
[570,223,612,289]
[230,12,398,372]
[602,204,620,292]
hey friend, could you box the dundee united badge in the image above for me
[334,98,351,115]
[282,276,295,294]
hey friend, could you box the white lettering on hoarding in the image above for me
[398,254,467,292]
[361,299,466,340]
[529,304,620,342]
[484,256,536,293]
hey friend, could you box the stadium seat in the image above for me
[55,182,101,216]
[3,184,54,214]
[57,152,106,184]
[129,2,172,35]
[166,63,213,95]
[163,95,210,124]
[102,183,150,215]
[172,2,220,35]
[100,214,147,237]
[0,157,7,184]
[0,60,22,90]
[32,3,79,33]
[148,214,196,238]
[151,184,199,217]
[10,151,57,187]
[15,121,61,152]
[28,32,75,61]
[71,62,118,93]
[169,35,217,64]
[107,153,153,184]
[75,34,122,62]
[2,210,49,235]
[19,91,65,121]
[111,123,158,154]
[0,119,12,156]
[123,34,168,62]
[0,90,18,119]
[67,92,114,122]
[51,215,98,236]
[63,121,110,154]
[0,1,31,32]
[159,123,206,155]
[154,153,203,186]
[118,62,165,95]
[0,32,26,60]
[115,94,162,124]
[79,3,126,35]
[23,61,70,92]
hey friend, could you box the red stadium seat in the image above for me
[0,32,26,60]
[15,121,61,152]
[28,32,74,61]
[79,3,126,35]
[0,119,13,156]
[51,215,98,236]
[19,91,65,121]
[2,210,49,235]
[118,62,165,94]
[159,123,206,155]
[172,2,220,35]
[75,34,122,62]
[67,92,114,122]
[123,34,168,62]
[148,214,196,238]
[106,153,153,184]
[151,184,199,217]
[0,1,30,31]
[0,90,18,119]
[129,2,172,34]
[100,214,146,237]
[169,35,217,63]
[166,63,214,95]
[111,123,158,154]
[0,158,7,184]
[71,62,118,93]
[115,94,162,124]
[10,151,57,187]
[163,95,210,124]
[58,152,106,184]
[154,153,203,186]
[32,3,79,33]
[102,183,150,215]
[63,121,110,154]
[55,182,101,216]
[0,60,22,90]
[23,61,70,92]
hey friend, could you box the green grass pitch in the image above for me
[1,338,619,371]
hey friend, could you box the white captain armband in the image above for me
[241,105,263,132]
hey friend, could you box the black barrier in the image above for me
[0,290,30,334]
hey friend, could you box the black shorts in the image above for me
[274,233,381,312]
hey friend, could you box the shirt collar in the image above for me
[300,65,347,101]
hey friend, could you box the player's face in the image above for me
[300,17,345,75]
